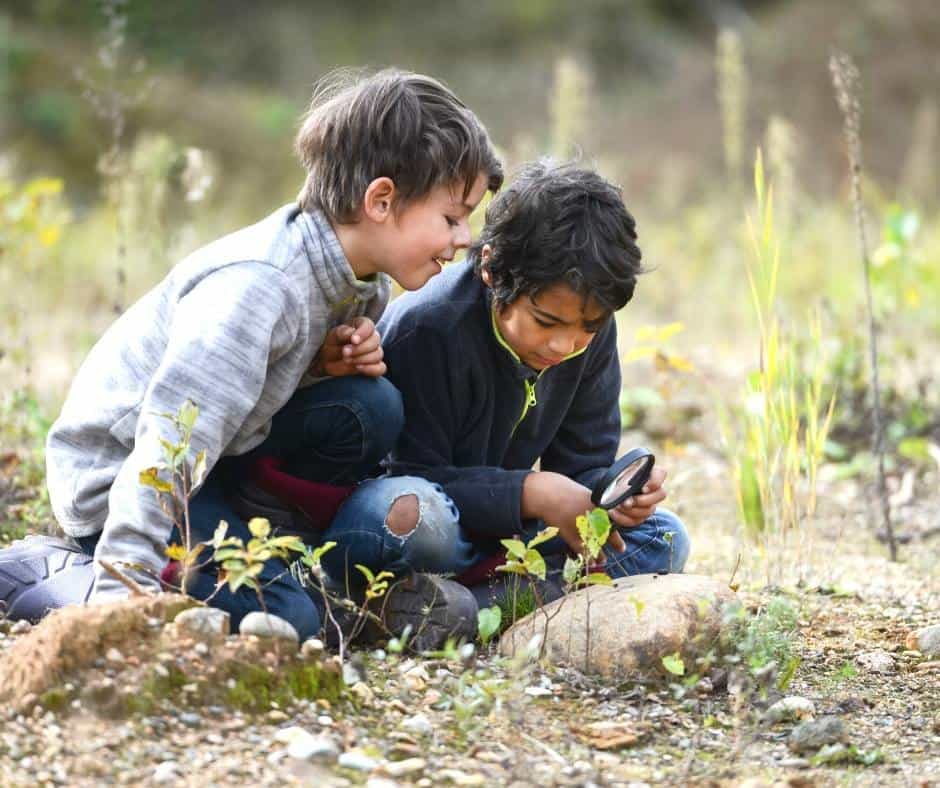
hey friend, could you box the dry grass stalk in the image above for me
[829,51,897,561]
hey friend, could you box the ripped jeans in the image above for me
[320,475,691,599]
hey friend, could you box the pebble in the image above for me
[383,757,427,777]
[301,638,325,659]
[367,779,401,788]
[282,728,339,761]
[906,623,940,656]
[266,710,289,723]
[777,757,810,769]
[351,681,375,704]
[401,713,433,736]
[179,712,202,728]
[105,647,124,664]
[152,760,180,783]
[855,650,895,673]
[238,612,299,645]
[764,696,816,723]
[174,607,230,638]
[789,716,848,754]
[10,619,32,634]
[339,749,379,771]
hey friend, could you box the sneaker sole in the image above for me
[380,573,478,652]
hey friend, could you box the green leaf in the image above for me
[247,517,271,539]
[139,467,173,494]
[578,572,613,587]
[192,449,208,487]
[477,606,502,645]
[178,399,199,435]
[562,556,583,585]
[523,549,547,580]
[662,652,685,676]
[500,538,526,560]
[213,547,245,562]
[212,521,229,548]
[526,526,559,549]
[587,508,612,545]
[309,541,336,566]
[495,562,528,576]
[627,595,646,617]
[355,564,376,584]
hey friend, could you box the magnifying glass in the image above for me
[590,447,656,510]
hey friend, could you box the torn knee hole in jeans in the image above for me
[384,492,421,538]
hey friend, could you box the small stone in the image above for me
[239,612,299,645]
[280,728,339,761]
[179,712,202,728]
[351,681,375,704]
[339,749,379,772]
[855,650,894,673]
[367,779,400,788]
[383,757,427,777]
[435,769,486,785]
[906,624,940,656]
[788,716,848,754]
[174,607,230,639]
[301,638,325,659]
[914,660,940,673]
[764,696,816,724]
[152,760,180,783]
[343,661,365,686]
[194,642,210,656]
[317,714,334,726]
[266,709,289,723]
[524,686,553,697]
[402,713,433,736]
[10,619,31,635]
[777,757,810,769]
[105,647,124,664]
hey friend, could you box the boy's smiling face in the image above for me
[486,269,609,371]
[372,172,490,291]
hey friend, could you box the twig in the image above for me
[829,50,898,561]
[520,731,567,765]
[98,559,148,596]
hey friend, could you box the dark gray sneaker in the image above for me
[379,572,479,652]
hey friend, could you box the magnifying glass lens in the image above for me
[599,457,648,508]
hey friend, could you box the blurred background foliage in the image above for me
[1,0,939,558]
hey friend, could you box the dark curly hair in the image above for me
[468,160,644,313]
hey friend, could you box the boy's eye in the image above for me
[534,318,555,328]
[445,216,459,228]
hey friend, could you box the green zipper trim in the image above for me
[490,307,588,434]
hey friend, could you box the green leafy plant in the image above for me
[210,517,307,594]
[477,606,502,646]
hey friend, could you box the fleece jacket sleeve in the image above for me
[91,263,302,599]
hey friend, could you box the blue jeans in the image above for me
[322,475,691,599]
[80,375,404,642]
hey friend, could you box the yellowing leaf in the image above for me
[662,652,685,676]
[38,226,61,247]
[247,517,271,539]
[622,346,658,364]
[139,466,173,494]
[165,543,187,560]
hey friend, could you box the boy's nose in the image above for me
[453,220,472,249]
[548,334,577,356]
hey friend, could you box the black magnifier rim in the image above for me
[591,447,655,509]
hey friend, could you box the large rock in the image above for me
[498,574,736,679]
[907,624,940,656]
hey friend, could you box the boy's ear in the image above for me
[362,177,397,223]
[479,244,493,287]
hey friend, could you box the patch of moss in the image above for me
[39,687,69,711]
[223,659,342,713]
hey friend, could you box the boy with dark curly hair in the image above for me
[322,160,690,616]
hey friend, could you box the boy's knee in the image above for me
[656,510,691,572]
[385,493,419,536]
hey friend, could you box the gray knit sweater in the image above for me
[45,205,390,598]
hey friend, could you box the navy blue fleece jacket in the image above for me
[378,262,622,542]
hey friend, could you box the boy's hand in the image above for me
[609,467,668,528]
[311,316,386,378]
[522,471,627,555]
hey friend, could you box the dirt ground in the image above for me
[0,441,937,787]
